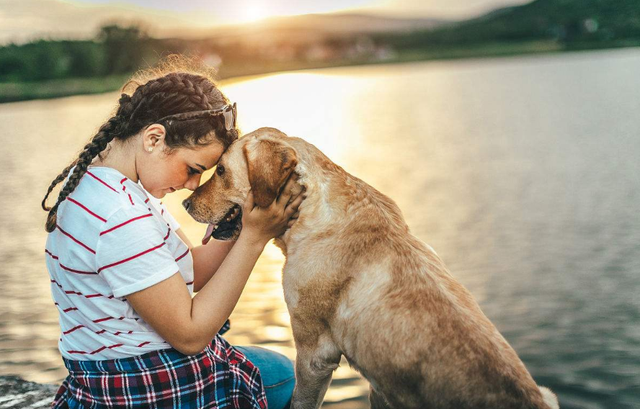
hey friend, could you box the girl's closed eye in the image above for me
[188,166,201,176]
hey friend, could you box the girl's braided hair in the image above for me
[41,56,238,232]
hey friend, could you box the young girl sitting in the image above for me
[42,59,304,409]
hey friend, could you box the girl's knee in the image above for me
[236,346,295,386]
[237,346,295,409]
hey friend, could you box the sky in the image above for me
[0,0,531,44]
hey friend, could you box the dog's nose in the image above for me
[182,198,192,211]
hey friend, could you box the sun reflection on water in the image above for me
[221,72,370,165]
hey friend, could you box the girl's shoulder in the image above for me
[68,167,152,223]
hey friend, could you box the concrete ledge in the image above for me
[0,376,58,408]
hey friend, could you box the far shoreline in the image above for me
[1,42,639,104]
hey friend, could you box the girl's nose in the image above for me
[184,175,201,191]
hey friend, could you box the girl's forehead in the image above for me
[177,142,225,168]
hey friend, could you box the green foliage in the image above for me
[0,40,104,82]
[0,23,154,83]
[97,24,149,75]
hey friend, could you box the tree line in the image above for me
[0,25,157,82]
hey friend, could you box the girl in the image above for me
[42,60,304,408]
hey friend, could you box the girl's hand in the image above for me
[241,174,305,246]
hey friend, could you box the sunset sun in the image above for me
[240,3,268,22]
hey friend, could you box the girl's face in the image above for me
[138,129,225,198]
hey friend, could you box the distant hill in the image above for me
[417,0,640,45]
[258,13,448,34]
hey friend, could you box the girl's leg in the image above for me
[236,346,295,409]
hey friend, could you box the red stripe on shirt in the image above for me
[86,171,118,193]
[137,341,150,348]
[175,248,190,262]
[93,317,115,324]
[97,242,166,273]
[60,263,96,275]
[68,343,125,355]
[51,278,82,297]
[50,279,112,299]
[100,213,153,236]
[163,227,171,241]
[46,249,96,274]
[120,178,135,206]
[92,346,108,354]
[56,225,96,254]
[67,197,107,222]
[63,325,84,335]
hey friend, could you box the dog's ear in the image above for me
[243,138,298,208]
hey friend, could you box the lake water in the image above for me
[1,48,640,408]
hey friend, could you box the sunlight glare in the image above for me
[240,2,268,23]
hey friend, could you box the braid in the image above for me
[146,73,213,109]
[137,74,213,111]
[41,160,78,211]
[43,116,121,232]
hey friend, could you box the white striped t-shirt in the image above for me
[45,166,194,360]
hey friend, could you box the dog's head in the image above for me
[183,127,298,243]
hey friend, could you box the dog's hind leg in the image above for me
[369,386,394,409]
[290,335,341,409]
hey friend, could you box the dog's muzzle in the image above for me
[201,204,243,244]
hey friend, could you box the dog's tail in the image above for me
[539,387,559,409]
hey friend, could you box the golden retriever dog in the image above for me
[183,127,559,409]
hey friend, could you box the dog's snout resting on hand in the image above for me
[184,127,559,409]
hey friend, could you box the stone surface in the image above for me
[0,376,58,408]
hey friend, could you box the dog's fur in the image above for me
[185,128,559,409]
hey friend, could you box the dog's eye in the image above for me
[216,165,225,176]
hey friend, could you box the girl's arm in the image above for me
[127,183,304,355]
[175,229,236,292]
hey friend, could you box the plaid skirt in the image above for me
[51,324,268,409]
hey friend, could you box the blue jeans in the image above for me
[236,346,295,409]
